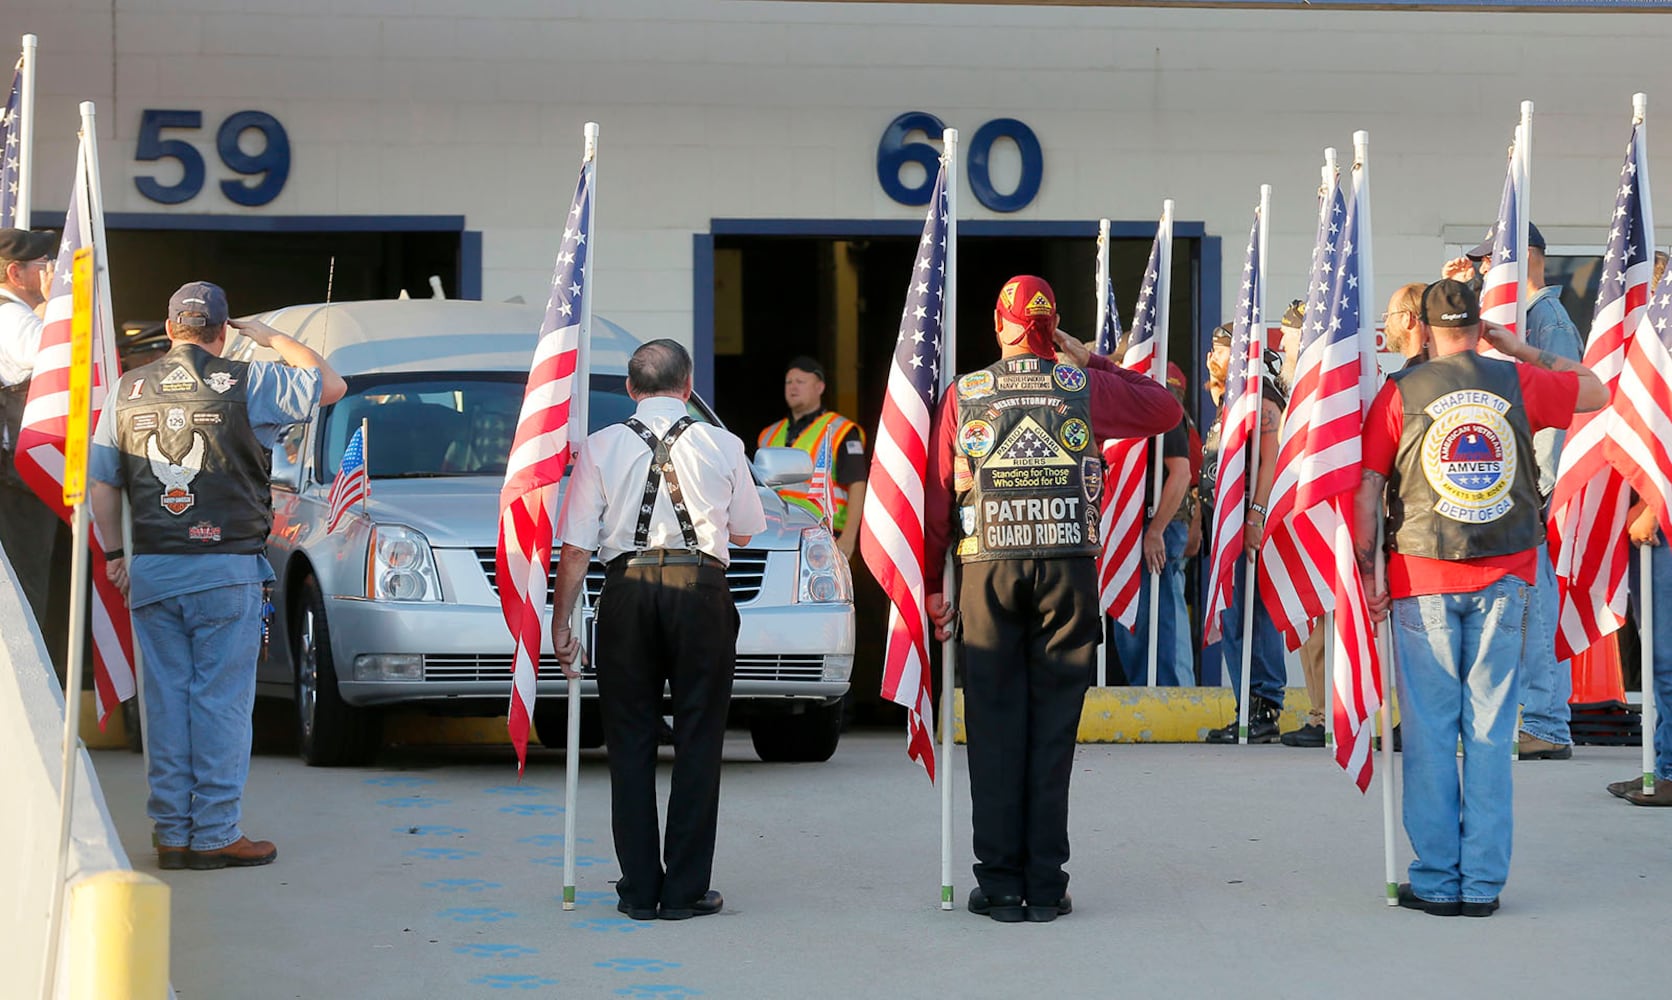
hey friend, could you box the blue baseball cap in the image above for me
[167,281,229,328]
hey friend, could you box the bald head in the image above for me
[627,339,693,398]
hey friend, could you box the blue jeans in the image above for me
[1518,544,1571,743]
[1217,552,1285,706]
[132,584,264,851]
[1392,577,1528,904]
[1627,538,1672,781]
[1112,520,1192,686]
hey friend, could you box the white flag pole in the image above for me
[1094,218,1111,688]
[939,126,960,912]
[1634,92,1657,797]
[1316,149,1339,747]
[1237,187,1269,744]
[41,120,96,1000]
[1147,201,1175,687]
[1516,102,1533,339]
[16,34,37,227]
[1350,133,1378,756]
[561,121,598,912]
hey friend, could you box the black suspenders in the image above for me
[624,416,701,551]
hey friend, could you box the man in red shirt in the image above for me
[923,275,1179,923]
[1355,279,1604,917]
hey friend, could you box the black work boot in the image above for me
[1247,696,1281,744]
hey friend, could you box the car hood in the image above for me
[348,478,814,550]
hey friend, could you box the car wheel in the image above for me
[533,698,606,750]
[749,700,842,763]
[293,575,382,767]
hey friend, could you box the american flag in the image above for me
[325,424,368,534]
[1478,142,1523,338]
[1,57,22,226]
[13,143,136,726]
[858,160,948,782]
[1551,121,1652,659]
[497,153,593,772]
[1607,246,1672,533]
[1203,210,1262,646]
[804,429,835,526]
[1261,167,1382,791]
[1097,224,1161,625]
[1094,244,1123,357]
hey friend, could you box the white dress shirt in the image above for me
[558,394,767,566]
[0,287,44,387]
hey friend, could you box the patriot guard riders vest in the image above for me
[1386,352,1542,561]
[113,342,271,555]
[952,355,1100,563]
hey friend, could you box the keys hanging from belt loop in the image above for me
[259,582,276,657]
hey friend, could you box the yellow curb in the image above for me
[952,687,1401,744]
[65,870,170,1000]
[384,712,520,747]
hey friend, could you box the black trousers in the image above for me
[594,560,738,909]
[959,557,1099,903]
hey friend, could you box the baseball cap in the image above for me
[1212,323,1234,347]
[168,281,230,328]
[0,228,58,261]
[1166,361,1186,391]
[1465,221,1546,261]
[784,355,825,380]
[1279,299,1306,330]
[1420,279,1480,328]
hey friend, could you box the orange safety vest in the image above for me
[757,410,864,532]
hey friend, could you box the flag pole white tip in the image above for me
[1634,93,1648,124]
[1324,147,1337,173]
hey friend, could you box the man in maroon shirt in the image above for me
[1356,279,1602,916]
[923,275,1179,923]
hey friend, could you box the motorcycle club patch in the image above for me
[159,366,197,393]
[957,371,995,400]
[1052,363,1087,392]
[1058,418,1089,452]
[165,406,187,432]
[147,431,205,516]
[206,371,238,394]
[188,521,223,543]
[1082,456,1104,502]
[1420,389,1519,524]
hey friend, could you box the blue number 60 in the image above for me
[876,112,947,207]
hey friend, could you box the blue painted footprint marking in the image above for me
[498,803,563,817]
[422,878,501,893]
[454,944,538,959]
[594,958,683,974]
[484,785,548,796]
[470,974,559,990]
[363,775,435,788]
[405,847,481,861]
[395,825,469,837]
[614,987,704,999]
[567,890,616,908]
[572,918,645,934]
[438,907,517,924]
[379,797,451,809]
[531,855,609,868]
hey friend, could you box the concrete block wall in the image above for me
[7,0,1671,347]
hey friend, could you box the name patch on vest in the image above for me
[1421,389,1519,524]
[957,371,995,399]
[980,497,1085,550]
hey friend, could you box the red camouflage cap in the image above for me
[1166,361,1186,390]
[996,274,1057,324]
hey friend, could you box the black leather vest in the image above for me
[0,379,26,486]
[113,343,271,555]
[951,355,1100,563]
[1387,352,1542,560]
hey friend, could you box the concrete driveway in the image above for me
[91,731,1664,1000]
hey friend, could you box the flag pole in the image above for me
[1238,187,1269,744]
[1516,103,1533,339]
[1633,92,1658,797]
[40,122,96,1000]
[939,126,959,911]
[1147,201,1175,687]
[359,417,371,520]
[1350,133,1378,754]
[1094,218,1111,688]
[1317,149,1339,748]
[16,34,36,226]
[561,121,598,912]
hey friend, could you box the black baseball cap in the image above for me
[1280,299,1306,330]
[784,355,825,380]
[1420,279,1480,328]
[168,281,230,328]
[1466,221,1546,261]
[0,228,58,261]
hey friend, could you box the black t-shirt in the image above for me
[783,409,868,486]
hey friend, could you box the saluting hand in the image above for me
[227,317,280,348]
[1052,329,1092,368]
[1441,256,1479,283]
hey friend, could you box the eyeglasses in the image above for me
[1381,309,1416,322]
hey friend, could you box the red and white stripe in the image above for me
[1327,511,1380,792]
[1096,436,1147,625]
[13,146,135,725]
[1203,347,1258,646]
[1607,279,1672,533]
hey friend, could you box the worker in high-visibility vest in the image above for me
[756,356,867,559]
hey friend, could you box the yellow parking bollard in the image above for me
[64,870,170,1000]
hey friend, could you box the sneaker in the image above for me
[1516,732,1572,760]
[1280,722,1325,748]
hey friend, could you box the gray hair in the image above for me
[627,339,692,396]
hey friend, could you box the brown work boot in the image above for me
[1516,732,1572,760]
[156,846,189,871]
[187,836,278,870]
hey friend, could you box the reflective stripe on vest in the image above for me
[758,411,860,531]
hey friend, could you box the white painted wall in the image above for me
[9,0,1672,344]
[0,546,141,999]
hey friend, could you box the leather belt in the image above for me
[612,549,723,569]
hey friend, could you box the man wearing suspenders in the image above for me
[550,339,766,921]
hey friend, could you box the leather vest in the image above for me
[951,356,1100,563]
[1387,352,1542,560]
[113,343,271,555]
[758,411,862,532]
[0,379,26,487]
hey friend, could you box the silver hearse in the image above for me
[236,300,854,766]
